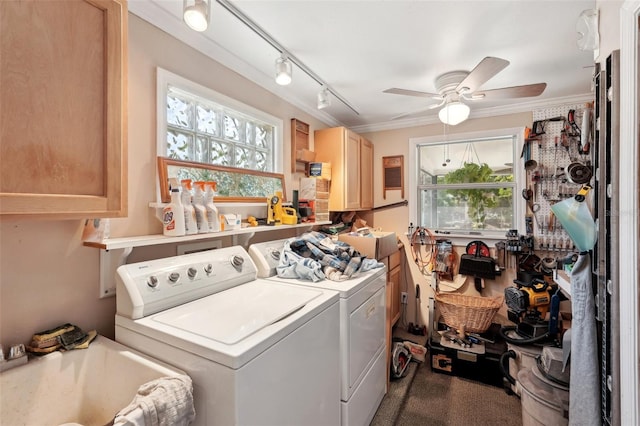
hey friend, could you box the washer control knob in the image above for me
[270,250,281,261]
[204,264,213,275]
[168,272,180,283]
[231,255,244,267]
[187,267,197,278]
[147,276,159,288]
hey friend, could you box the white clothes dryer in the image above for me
[115,245,340,426]
[248,238,387,426]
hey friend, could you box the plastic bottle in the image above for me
[204,181,221,232]
[180,179,198,235]
[162,186,185,237]
[193,181,210,234]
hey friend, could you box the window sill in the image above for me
[406,231,507,248]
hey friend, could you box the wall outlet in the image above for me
[401,292,408,304]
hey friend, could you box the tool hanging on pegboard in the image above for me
[525,103,594,256]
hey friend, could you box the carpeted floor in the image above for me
[392,363,523,426]
[371,328,523,426]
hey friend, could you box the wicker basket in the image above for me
[435,292,503,333]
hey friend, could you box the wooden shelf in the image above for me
[83,221,331,251]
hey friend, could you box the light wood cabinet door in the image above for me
[360,137,373,210]
[344,129,361,210]
[314,127,373,211]
[388,264,401,326]
[0,0,127,218]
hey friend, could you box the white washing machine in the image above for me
[115,245,340,426]
[248,238,387,426]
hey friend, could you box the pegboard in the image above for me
[524,102,594,255]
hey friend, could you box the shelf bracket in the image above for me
[99,247,133,299]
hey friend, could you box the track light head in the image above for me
[275,56,292,85]
[317,87,331,109]
[183,0,210,32]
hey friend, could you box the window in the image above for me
[156,68,283,199]
[409,128,525,238]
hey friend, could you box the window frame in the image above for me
[156,67,283,203]
[408,128,526,244]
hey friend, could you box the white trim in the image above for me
[408,127,525,236]
[155,67,284,202]
[619,2,639,424]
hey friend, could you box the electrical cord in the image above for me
[409,226,436,277]
[499,325,550,345]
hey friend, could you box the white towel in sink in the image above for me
[113,375,195,426]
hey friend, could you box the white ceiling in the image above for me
[129,0,597,132]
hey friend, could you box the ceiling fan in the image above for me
[384,57,547,125]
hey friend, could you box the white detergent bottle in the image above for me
[193,181,210,234]
[204,181,221,232]
[162,186,185,237]
[181,179,198,235]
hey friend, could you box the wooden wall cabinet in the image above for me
[314,127,373,211]
[0,0,128,218]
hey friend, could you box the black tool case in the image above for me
[428,323,507,387]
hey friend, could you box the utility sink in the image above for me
[0,335,187,426]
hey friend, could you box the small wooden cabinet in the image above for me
[0,0,128,218]
[314,127,373,211]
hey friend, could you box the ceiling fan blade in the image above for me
[391,106,437,120]
[456,57,510,93]
[390,98,446,120]
[473,82,547,99]
[383,88,440,98]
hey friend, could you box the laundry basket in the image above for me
[435,292,503,333]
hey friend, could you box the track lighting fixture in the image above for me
[317,87,331,110]
[275,56,292,85]
[183,0,210,32]
[438,101,470,126]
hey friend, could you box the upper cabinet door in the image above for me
[344,129,361,210]
[360,137,373,210]
[0,0,127,218]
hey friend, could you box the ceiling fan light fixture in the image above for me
[317,87,331,109]
[439,101,470,126]
[183,0,210,32]
[275,56,292,85]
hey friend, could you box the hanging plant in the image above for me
[443,162,511,229]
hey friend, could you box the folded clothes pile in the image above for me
[26,323,97,355]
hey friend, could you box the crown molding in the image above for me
[351,93,594,134]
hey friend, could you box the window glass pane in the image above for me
[194,136,209,163]
[196,104,218,136]
[417,135,516,232]
[420,187,514,231]
[255,125,271,149]
[235,146,252,169]
[210,141,232,166]
[224,115,242,141]
[167,94,193,129]
[255,151,268,171]
[167,130,193,160]
[419,137,514,177]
